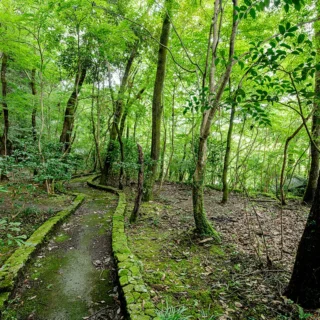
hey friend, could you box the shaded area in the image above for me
[3,177,124,320]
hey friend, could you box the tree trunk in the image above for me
[0,53,10,157]
[159,111,167,182]
[221,104,236,203]
[100,43,138,185]
[119,87,146,137]
[91,83,103,171]
[279,119,309,205]
[60,65,87,153]
[192,0,238,238]
[160,85,176,188]
[285,168,320,308]
[143,1,171,201]
[130,144,144,223]
[303,24,320,203]
[30,68,37,142]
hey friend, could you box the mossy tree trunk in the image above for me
[100,43,138,185]
[60,65,87,153]
[143,1,171,201]
[130,144,144,223]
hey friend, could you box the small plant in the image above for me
[152,217,160,227]
[157,303,191,320]
[21,206,40,216]
[0,219,27,246]
[47,208,55,215]
[297,306,312,319]
[199,305,222,319]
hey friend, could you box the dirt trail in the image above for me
[3,176,124,320]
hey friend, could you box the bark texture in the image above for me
[285,170,320,308]
[30,68,37,141]
[130,144,144,223]
[100,44,138,185]
[303,51,320,203]
[143,1,171,201]
[60,65,87,153]
[192,0,238,238]
[0,53,10,156]
[221,104,236,203]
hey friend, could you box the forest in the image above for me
[0,0,320,319]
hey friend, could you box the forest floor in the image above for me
[1,177,318,319]
[125,182,318,320]
[2,177,124,320]
[0,182,73,266]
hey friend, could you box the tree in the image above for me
[100,42,139,184]
[143,0,172,201]
[303,13,320,204]
[0,53,10,157]
[285,168,320,308]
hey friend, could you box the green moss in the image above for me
[210,244,225,257]
[89,177,158,319]
[0,292,10,311]
[54,232,71,243]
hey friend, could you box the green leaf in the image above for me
[279,25,285,35]
[297,34,305,44]
[288,26,298,32]
[249,8,256,19]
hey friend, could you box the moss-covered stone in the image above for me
[0,194,85,310]
[88,177,158,319]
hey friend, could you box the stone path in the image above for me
[2,176,124,320]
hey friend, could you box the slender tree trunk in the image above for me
[160,85,176,188]
[159,111,167,182]
[130,144,144,223]
[100,43,138,184]
[303,24,320,203]
[133,113,138,142]
[0,53,10,157]
[221,104,236,203]
[192,0,238,238]
[91,83,103,171]
[280,115,312,205]
[60,65,87,153]
[30,68,37,142]
[179,142,187,182]
[143,1,171,201]
[233,118,246,189]
[119,87,146,138]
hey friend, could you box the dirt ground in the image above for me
[126,182,317,320]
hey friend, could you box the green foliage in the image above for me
[0,219,27,247]
[157,304,191,320]
[297,305,312,319]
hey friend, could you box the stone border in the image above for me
[0,194,85,313]
[87,176,160,320]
